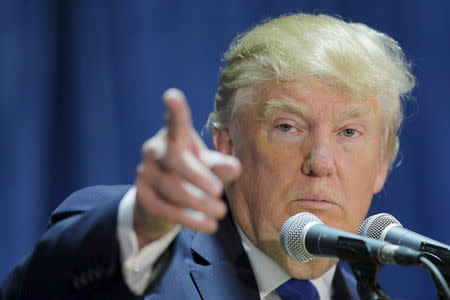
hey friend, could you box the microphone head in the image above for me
[280,212,322,262]
[358,213,403,240]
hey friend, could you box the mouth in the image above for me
[293,198,337,210]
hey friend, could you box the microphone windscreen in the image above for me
[358,213,403,240]
[280,212,322,262]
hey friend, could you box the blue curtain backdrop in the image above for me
[0,1,449,298]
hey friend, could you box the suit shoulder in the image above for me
[49,185,132,226]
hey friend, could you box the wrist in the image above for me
[133,202,177,249]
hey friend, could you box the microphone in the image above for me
[358,213,450,263]
[280,212,421,265]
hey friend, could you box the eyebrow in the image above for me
[335,106,375,123]
[262,99,311,121]
[262,99,376,123]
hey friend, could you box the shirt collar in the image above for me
[235,224,336,300]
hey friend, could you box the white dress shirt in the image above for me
[116,187,335,298]
[116,187,181,294]
[236,225,335,300]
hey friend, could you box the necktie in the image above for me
[276,278,320,300]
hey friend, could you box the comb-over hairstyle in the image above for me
[207,13,415,165]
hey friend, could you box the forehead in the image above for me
[257,79,381,120]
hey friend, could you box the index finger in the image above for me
[163,88,193,141]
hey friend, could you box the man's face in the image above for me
[214,78,389,279]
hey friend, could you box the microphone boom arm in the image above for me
[336,237,392,300]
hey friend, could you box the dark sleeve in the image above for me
[0,185,141,300]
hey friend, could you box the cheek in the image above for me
[238,128,300,181]
[337,149,382,230]
[236,139,284,210]
[233,131,301,226]
[339,134,383,185]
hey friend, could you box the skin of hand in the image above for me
[134,88,242,249]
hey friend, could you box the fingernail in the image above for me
[200,151,241,169]
[182,151,223,194]
[163,88,185,101]
[211,178,224,195]
[222,155,241,168]
[184,209,206,221]
[181,181,206,199]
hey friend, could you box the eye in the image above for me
[275,123,295,132]
[341,128,361,138]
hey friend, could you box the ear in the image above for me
[213,128,234,155]
[373,158,390,194]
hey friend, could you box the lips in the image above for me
[293,197,337,210]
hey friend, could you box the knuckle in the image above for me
[136,163,146,176]
[161,149,182,169]
[141,139,152,152]
[183,196,202,211]
[142,137,158,153]
[136,162,157,185]
[135,187,154,210]
[154,175,186,206]
[142,131,168,160]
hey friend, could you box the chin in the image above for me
[267,243,339,279]
[284,257,339,279]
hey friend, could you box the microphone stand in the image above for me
[348,262,390,300]
[338,239,450,299]
[418,244,450,300]
[336,237,392,300]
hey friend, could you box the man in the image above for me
[1,13,414,299]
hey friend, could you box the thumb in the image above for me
[200,150,242,183]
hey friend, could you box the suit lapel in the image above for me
[189,214,260,300]
[333,262,359,300]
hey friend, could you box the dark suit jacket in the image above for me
[1,185,359,299]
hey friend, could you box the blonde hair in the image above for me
[207,13,415,165]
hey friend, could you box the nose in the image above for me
[301,136,336,177]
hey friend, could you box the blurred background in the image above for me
[0,0,449,298]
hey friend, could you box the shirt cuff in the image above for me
[117,186,181,295]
